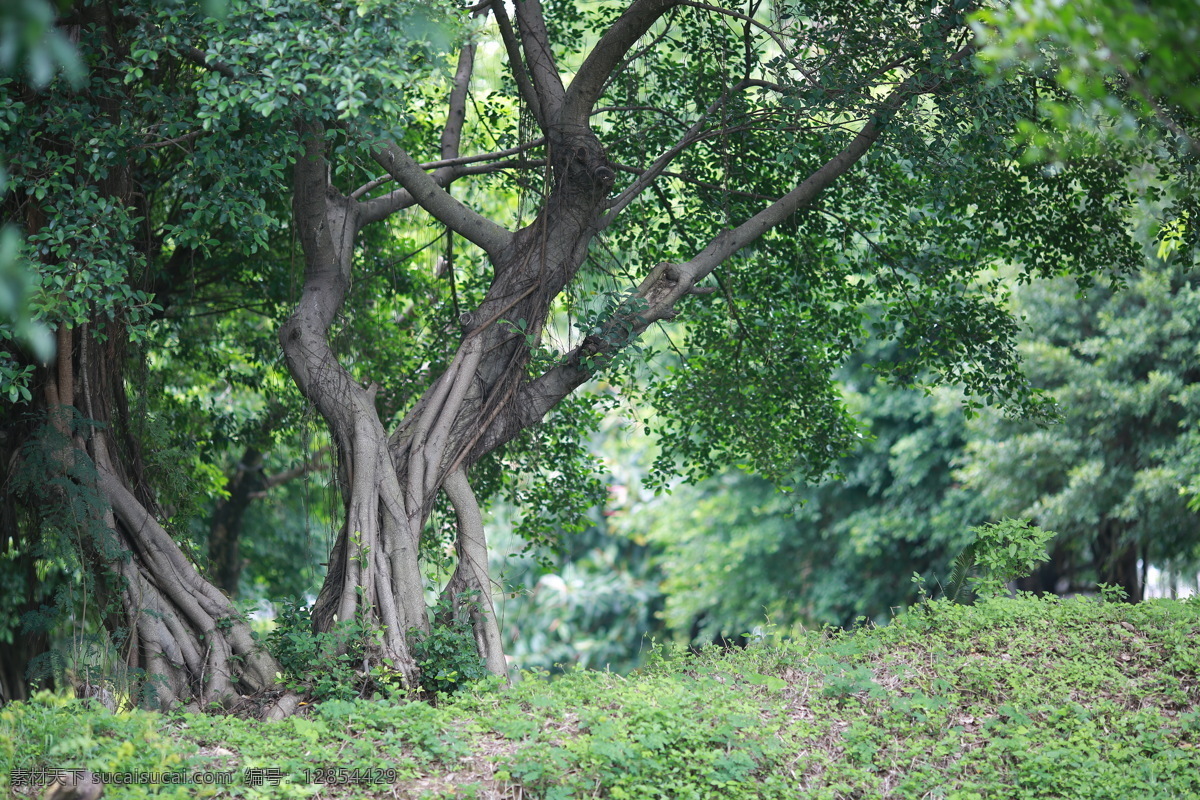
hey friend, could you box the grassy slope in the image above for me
[3,594,1199,799]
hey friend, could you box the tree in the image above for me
[640,352,984,640]
[3,0,1146,708]
[972,0,1199,249]
[958,262,1200,601]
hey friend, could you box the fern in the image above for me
[944,543,978,604]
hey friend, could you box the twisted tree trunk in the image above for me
[19,324,286,713]
[283,0,979,688]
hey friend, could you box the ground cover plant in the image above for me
[3,592,1198,799]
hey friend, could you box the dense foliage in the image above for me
[630,257,1200,646]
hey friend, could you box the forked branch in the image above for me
[560,0,681,125]
[372,142,513,259]
[473,45,979,457]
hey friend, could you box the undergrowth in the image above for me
[3,594,1198,799]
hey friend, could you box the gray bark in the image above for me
[443,469,507,677]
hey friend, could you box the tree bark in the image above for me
[20,325,287,712]
[442,469,506,676]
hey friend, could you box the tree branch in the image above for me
[371,142,513,258]
[441,43,476,163]
[442,469,507,677]
[355,158,546,227]
[560,0,680,126]
[351,139,545,200]
[247,446,331,498]
[133,129,208,150]
[174,43,237,79]
[491,0,545,128]
[599,77,756,226]
[653,46,977,298]
[514,0,566,124]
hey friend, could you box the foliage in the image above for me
[410,594,489,696]
[267,594,491,700]
[943,519,1057,603]
[973,0,1200,151]
[636,351,983,639]
[972,0,1200,252]
[0,0,83,90]
[491,510,665,674]
[633,253,1200,647]
[266,599,378,703]
[3,594,1198,798]
[957,263,1200,598]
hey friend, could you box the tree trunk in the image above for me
[1097,520,1142,602]
[284,116,616,686]
[22,324,286,712]
[208,447,264,597]
[441,469,506,676]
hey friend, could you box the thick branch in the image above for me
[560,0,680,125]
[372,142,512,258]
[352,139,545,202]
[356,159,545,227]
[637,47,977,313]
[514,0,566,124]
[441,43,476,162]
[491,0,545,127]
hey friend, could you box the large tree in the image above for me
[3,0,1146,708]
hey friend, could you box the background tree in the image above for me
[639,349,983,641]
[631,255,1200,647]
[958,262,1200,601]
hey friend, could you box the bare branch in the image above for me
[491,0,545,127]
[356,158,544,227]
[246,446,331,498]
[357,42,517,247]
[372,142,513,258]
[514,0,566,124]
[611,161,778,201]
[350,139,545,200]
[592,105,688,127]
[441,43,476,162]
[560,0,680,126]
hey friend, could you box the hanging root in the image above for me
[442,469,508,678]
